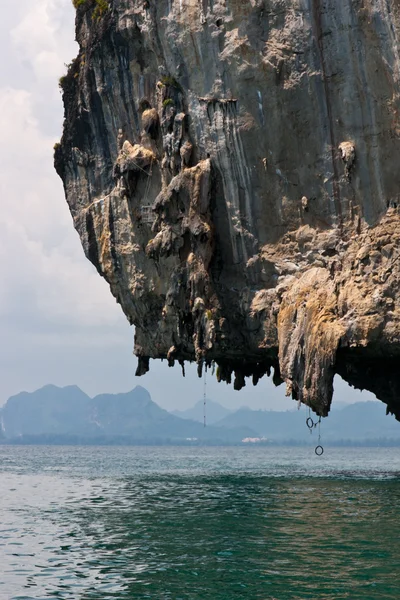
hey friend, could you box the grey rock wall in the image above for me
[56,0,400,418]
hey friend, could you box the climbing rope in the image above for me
[315,416,324,456]
[306,407,314,432]
[128,158,152,177]
[143,156,153,206]
[306,409,324,456]
[203,366,207,428]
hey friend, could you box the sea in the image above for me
[1,445,400,600]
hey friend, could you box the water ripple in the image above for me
[1,446,400,599]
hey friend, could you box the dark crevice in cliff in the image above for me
[85,210,102,275]
[311,0,342,229]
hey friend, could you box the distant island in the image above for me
[1,385,399,446]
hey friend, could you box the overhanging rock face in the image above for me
[56,0,400,418]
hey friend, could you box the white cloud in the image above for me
[0,0,138,404]
[11,0,77,85]
[0,85,122,328]
[0,0,124,330]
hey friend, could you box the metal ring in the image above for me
[306,417,314,429]
[315,445,324,456]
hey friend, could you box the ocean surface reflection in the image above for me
[1,445,400,599]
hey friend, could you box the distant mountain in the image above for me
[215,408,305,440]
[215,401,400,442]
[1,385,398,445]
[86,387,248,440]
[0,385,254,444]
[1,385,92,438]
[172,399,232,425]
[329,401,357,412]
[324,402,400,441]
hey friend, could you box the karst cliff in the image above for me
[56,0,400,418]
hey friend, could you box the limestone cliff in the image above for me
[56,0,400,418]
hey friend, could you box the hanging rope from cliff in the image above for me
[315,418,324,456]
[128,158,152,177]
[306,407,314,432]
[143,156,153,206]
[306,408,324,455]
[203,366,207,428]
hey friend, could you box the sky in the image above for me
[0,0,377,412]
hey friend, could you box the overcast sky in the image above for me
[0,0,376,411]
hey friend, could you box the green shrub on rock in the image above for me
[72,0,109,19]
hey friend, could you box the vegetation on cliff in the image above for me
[72,0,109,19]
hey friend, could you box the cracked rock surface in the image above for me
[56,0,400,418]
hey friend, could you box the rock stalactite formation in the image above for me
[56,0,400,418]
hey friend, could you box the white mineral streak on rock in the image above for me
[257,90,264,125]
[56,0,400,419]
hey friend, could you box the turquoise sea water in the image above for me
[1,445,400,599]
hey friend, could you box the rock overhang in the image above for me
[56,0,400,419]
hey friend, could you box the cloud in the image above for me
[0,0,138,405]
[0,85,122,329]
[0,1,123,328]
[11,0,77,84]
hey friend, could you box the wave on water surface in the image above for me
[1,446,400,599]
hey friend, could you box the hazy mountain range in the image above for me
[171,399,233,425]
[0,385,252,444]
[0,385,399,445]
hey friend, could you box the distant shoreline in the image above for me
[2,437,400,448]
